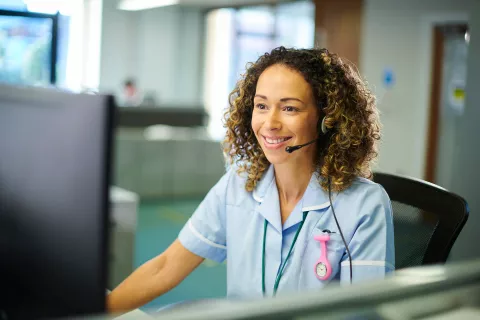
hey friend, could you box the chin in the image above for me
[263,152,289,165]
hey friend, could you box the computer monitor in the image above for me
[0,84,115,319]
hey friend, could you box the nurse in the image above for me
[107,47,395,313]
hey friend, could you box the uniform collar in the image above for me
[252,166,333,232]
[301,171,332,212]
[253,166,281,232]
[252,165,275,203]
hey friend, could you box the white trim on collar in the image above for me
[252,190,263,203]
[302,201,331,212]
[251,165,275,203]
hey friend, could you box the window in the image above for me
[0,9,58,86]
[204,1,315,141]
[0,0,102,91]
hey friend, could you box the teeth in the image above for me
[265,137,289,144]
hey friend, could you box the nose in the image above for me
[263,109,281,131]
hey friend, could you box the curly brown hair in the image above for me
[223,46,380,193]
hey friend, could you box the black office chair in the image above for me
[373,172,469,269]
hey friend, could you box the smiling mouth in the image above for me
[262,135,292,146]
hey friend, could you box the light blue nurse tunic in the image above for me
[178,164,395,298]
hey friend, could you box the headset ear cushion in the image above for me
[321,117,328,134]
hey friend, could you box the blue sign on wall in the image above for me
[383,67,395,88]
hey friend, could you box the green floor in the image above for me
[135,198,227,311]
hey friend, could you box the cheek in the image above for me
[290,119,309,134]
[306,115,320,133]
[251,115,261,135]
[292,117,318,137]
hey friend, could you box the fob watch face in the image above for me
[316,262,327,277]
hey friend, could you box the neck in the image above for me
[274,158,315,204]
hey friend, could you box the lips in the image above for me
[265,137,290,144]
[262,135,292,150]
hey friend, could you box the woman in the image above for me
[107,47,395,313]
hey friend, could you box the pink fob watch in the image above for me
[314,233,332,280]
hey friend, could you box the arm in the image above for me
[107,169,232,314]
[106,239,204,314]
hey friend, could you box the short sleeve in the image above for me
[340,184,395,284]
[177,169,231,263]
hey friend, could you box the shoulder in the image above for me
[342,177,390,204]
[338,176,392,221]
[214,163,250,205]
[221,163,248,189]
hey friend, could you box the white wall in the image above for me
[99,0,204,106]
[360,0,475,178]
[449,1,480,261]
[361,0,480,261]
[99,0,140,92]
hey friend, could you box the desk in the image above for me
[109,187,139,289]
[113,308,153,320]
[114,128,225,199]
[116,107,207,128]
[100,259,480,319]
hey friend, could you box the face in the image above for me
[125,84,136,96]
[251,64,319,165]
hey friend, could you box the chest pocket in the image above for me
[299,227,346,288]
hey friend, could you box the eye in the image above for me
[284,106,298,112]
[255,103,267,110]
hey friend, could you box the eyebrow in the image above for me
[254,94,305,104]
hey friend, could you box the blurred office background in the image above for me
[0,0,479,312]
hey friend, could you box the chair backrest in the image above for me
[373,172,469,269]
